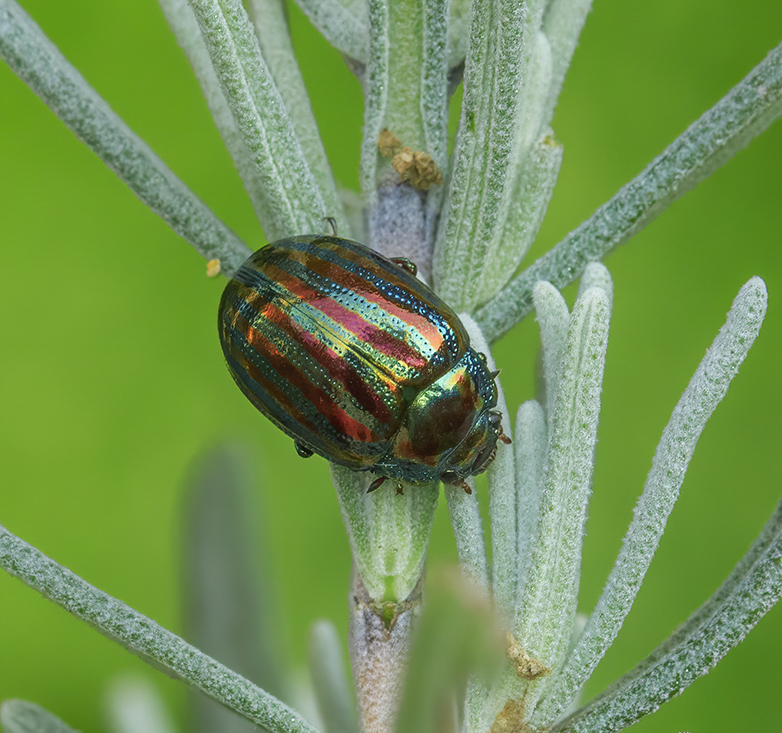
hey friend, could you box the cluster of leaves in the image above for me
[1,0,782,731]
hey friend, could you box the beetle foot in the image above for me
[295,442,314,458]
[367,476,386,493]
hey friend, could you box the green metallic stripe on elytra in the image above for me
[283,235,467,348]
[235,255,455,386]
[226,285,400,431]
[223,287,400,450]
[223,316,388,467]
[272,238,466,360]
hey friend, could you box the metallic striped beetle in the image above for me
[218,235,509,493]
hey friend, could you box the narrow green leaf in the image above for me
[475,39,782,342]
[470,22,555,306]
[517,285,611,701]
[359,0,388,201]
[445,481,489,589]
[532,280,569,422]
[294,0,368,64]
[106,677,177,733]
[554,492,782,733]
[158,0,274,232]
[182,445,291,731]
[420,0,449,171]
[189,0,335,241]
[0,525,317,733]
[462,316,518,624]
[540,0,593,124]
[1,701,76,733]
[394,567,506,733]
[534,277,769,726]
[0,0,251,275]
[380,0,447,164]
[432,0,527,310]
[331,465,438,603]
[246,0,344,228]
[514,399,547,624]
[308,620,359,733]
[481,130,562,305]
[576,262,613,310]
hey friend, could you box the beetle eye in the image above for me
[441,470,459,485]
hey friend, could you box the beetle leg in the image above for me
[323,216,338,236]
[367,475,387,493]
[295,441,314,458]
[488,411,513,445]
[442,471,473,495]
[390,257,418,276]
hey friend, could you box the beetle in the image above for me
[218,234,510,493]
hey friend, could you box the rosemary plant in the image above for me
[1,1,781,732]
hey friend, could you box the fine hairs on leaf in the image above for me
[0,525,316,733]
[0,700,77,733]
[1,0,781,731]
[514,273,612,711]
[0,0,252,275]
[158,0,277,232]
[534,276,769,726]
[432,0,527,311]
[187,0,342,240]
[475,38,782,342]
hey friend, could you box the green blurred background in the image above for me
[1,0,781,730]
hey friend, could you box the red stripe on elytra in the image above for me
[300,253,446,352]
[261,260,440,375]
[262,300,399,429]
[238,316,381,446]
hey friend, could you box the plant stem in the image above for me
[349,570,423,733]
